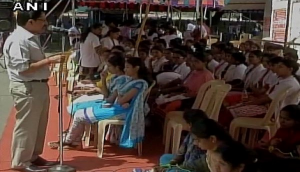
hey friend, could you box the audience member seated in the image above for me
[257,105,300,160]
[157,48,191,86]
[49,58,151,149]
[251,54,278,96]
[154,51,214,115]
[160,48,175,72]
[206,50,219,72]
[149,46,168,77]
[153,117,234,172]
[157,110,208,172]
[219,59,300,128]
[213,44,228,79]
[211,141,257,172]
[224,53,247,85]
[138,47,151,69]
[73,55,125,97]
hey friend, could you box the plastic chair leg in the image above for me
[164,121,172,153]
[163,118,169,144]
[92,123,98,148]
[84,124,91,147]
[97,122,107,158]
[137,143,142,156]
[172,124,182,154]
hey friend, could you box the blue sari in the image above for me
[72,78,148,148]
[69,75,129,115]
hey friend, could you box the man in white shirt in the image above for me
[68,20,82,46]
[4,10,65,171]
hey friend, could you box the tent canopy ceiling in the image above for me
[223,0,265,11]
[78,0,225,8]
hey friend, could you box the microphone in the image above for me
[47,25,68,33]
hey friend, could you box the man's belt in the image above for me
[28,79,49,83]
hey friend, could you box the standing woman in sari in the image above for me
[49,57,150,149]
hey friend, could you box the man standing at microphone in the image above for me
[3,10,64,172]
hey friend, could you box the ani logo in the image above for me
[13,1,48,11]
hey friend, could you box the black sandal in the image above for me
[48,141,82,150]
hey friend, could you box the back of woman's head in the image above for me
[139,40,152,49]
[112,45,125,53]
[191,118,233,142]
[108,27,120,34]
[151,45,164,53]
[216,43,226,52]
[126,57,152,84]
[156,39,167,48]
[193,51,208,63]
[183,109,208,125]
[108,54,125,71]
[232,52,246,64]
[280,58,299,75]
[263,53,275,61]
[268,56,282,65]
[281,105,300,123]
[169,38,182,48]
[250,50,263,58]
[80,23,102,43]
[214,141,257,172]
[225,48,234,55]
[110,51,125,59]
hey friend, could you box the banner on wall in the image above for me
[272,8,286,42]
[270,0,288,42]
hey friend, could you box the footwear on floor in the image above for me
[31,157,58,167]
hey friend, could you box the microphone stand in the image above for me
[48,24,76,172]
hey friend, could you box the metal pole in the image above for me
[196,0,200,18]
[58,28,65,166]
[46,0,63,18]
[72,0,76,26]
[284,0,292,48]
[48,2,78,172]
[167,0,170,22]
[43,0,71,49]
[200,4,203,38]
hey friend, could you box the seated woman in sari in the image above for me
[49,57,150,149]
[72,51,125,95]
[67,54,127,111]
[154,51,214,116]
[219,59,300,128]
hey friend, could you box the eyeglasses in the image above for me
[35,18,47,22]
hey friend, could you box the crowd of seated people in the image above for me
[53,21,300,172]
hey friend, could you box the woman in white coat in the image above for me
[79,23,103,79]
[100,27,121,50]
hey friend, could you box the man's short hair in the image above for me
[17,10,45,26]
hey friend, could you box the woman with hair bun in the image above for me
[48,57,151,149]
